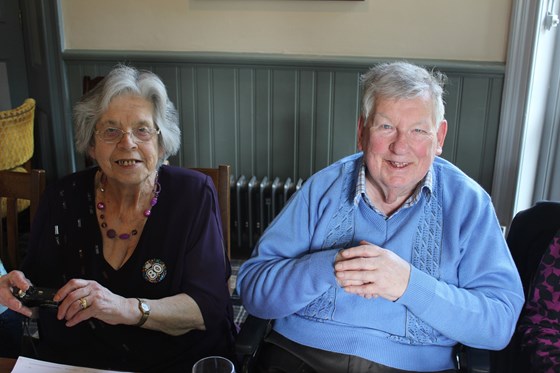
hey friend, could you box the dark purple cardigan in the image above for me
[22,165,235,372]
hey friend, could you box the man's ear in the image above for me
[435,120,448,155]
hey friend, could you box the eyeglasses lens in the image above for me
[97,128,159,143]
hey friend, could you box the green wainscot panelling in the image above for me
[63,51,504,193]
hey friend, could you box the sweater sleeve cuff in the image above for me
[396,265,437,315]
[304,248,343,288]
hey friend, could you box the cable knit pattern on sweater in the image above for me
[302,161,356,320]
[390,167,443,344]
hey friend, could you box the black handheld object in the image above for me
[12,286,59,308]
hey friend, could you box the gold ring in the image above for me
[79,297,88,310]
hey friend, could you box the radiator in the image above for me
[230,175,304,258]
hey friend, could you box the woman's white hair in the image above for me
[74,64,181,167]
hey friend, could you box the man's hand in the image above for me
[334,240,411,301]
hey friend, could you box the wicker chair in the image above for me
[0,98,36,219]
[0,98,36,171]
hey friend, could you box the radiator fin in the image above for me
[230,175,303,258]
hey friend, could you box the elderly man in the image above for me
[237,61,524,373]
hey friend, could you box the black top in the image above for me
[492,201,560,373]
[21,165,236,372]
[507,201,560,295]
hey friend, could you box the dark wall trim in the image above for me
[63,50,505,74]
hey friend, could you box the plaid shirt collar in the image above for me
[355,163,433,217]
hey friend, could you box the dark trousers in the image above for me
[256,331,457,373]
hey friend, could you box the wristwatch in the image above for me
[135,298,150,327]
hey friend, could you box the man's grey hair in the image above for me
[360,61,447,127]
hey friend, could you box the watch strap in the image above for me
[135,298,150,327]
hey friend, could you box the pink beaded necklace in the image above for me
[96,171,161,240]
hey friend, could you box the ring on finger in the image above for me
[79,297,88,310]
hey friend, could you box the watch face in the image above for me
[136,299,150,326]
[140,302,150,312]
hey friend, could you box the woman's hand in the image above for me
[334,240,411,301]
[0,270,34,317]
[55,279,205,335]
[55,279,137,327]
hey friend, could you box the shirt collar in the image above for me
[355,163,433,215]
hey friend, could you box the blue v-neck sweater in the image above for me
[237,152,524,372]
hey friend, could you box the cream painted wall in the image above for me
[60,0,512,62]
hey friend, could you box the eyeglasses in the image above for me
[95,127,161,144]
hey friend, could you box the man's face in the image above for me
[357,94,447,200]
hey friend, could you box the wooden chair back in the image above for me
[0,169,46,270]
[191,165,231,259]
[82,76,105,95]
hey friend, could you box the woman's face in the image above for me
[88,94,162,187]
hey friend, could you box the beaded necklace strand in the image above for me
[96,171,161,240]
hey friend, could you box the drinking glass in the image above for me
[192,356,236,373]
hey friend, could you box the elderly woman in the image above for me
[0,65,236,372]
